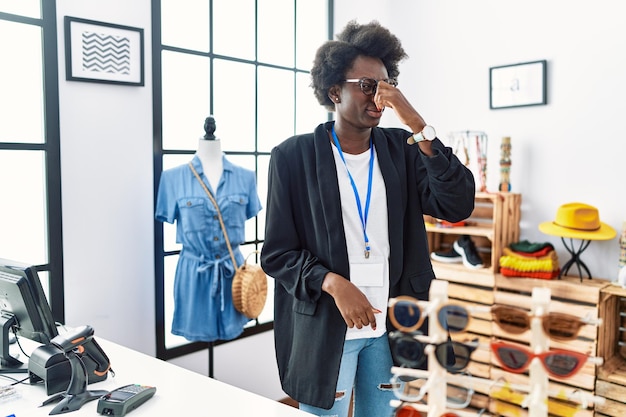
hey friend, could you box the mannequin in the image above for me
[197,115,223,191]
[155,115,263,345]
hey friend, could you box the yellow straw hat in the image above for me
[539,202,616,241]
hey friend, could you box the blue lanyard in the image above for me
[331,126,374,259]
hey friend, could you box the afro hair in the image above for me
[310,20,408,111]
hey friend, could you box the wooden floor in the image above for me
[279,397,299,408]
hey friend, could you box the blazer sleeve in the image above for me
[260,145,330,303]
[415,138,476,222]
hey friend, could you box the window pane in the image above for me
[0,20,44,144]
[0,0,40,18]
[38,271,51,307]
[252,242,273,325]
[256,155,270,241]
[164,254,190,349]
[162,51,210,150]
[212,60,256,152]
[258,0,294,67]
[213,0,255,60]
[257,67,294,152]
[161,154,195,252]
[225,155,258,244]
[161,0,210,52]
[296,0,328,70]
[0,150,47,264]
[296,72,328,135]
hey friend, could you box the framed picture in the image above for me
[64,16,144,86]
[489,60,547,109]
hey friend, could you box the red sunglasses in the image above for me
[490,340,600,378]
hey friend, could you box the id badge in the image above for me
[350,256,385,287]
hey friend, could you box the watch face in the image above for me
[422,125,436,140]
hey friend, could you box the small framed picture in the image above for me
[489,60,547,109]
[64,16,144,86]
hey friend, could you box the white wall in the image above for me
[56,1,155,350]
[53,0,626,405]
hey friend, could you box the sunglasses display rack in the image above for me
[489,286,606,417]
[390,279,491,417]
[389,281,608,417]
[520,287,550,417]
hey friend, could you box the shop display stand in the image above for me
[527,287,550,417]
[426,279,448,417]
[559,237,593,280]
[390,282,604,417]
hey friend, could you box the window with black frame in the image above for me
[153,0,331,361]
[0,1,64,324]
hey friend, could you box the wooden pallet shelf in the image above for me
[426,192,521,276]
[595,284,626,417]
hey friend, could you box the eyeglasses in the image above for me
[389,331,478,372]
[490,340,602,378]
[489,380,595,416]
[391,366,605,410]
[491,305,600,341]
[390,370,474,407]
[343,77,398,96]
[388,296,489,334]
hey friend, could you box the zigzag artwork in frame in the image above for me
[64,16,144,86]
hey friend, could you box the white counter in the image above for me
[3,338,311,417]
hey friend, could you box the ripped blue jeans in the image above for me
[299,334,395,417]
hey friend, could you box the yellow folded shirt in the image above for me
[499,254,559,272]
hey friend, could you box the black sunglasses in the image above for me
[389,331,477,373]
[343,77,398,96]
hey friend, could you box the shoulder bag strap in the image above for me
[188,162,238,269]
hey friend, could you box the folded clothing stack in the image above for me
[499,240,560,279]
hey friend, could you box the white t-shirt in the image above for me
[331,143,390,340]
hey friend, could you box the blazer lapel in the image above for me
[313,123,349,275]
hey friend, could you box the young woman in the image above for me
[261,20,475,417]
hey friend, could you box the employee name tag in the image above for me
[350,256,385,287]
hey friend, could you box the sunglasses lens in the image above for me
[438,305,469,333]
[391,374,427,402]
[543,313,582,341]
[392,300,423,331]
[446,380,471,409]
[434,342,472,372]
[390,334,426,368]
[359,78,377,95]
[493,345,529,372]
[493,306,530,334]
[544,352,582,377]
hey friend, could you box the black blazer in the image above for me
[261,121,475,409]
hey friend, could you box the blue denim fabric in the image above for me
[155,155,262,341]
[299,334,395,417]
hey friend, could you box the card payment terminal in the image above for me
[97,384,156,416]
